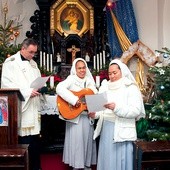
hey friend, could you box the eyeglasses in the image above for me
[23,46,38,56]
[26,50,37,56]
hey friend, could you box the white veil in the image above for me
[70,58,95,84]
[109,58,145,118]
[109,59,137,84]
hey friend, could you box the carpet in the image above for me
[41,153,70,170]
[41,153,96,170]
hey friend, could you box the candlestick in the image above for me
[93,55,96,70]
[47,54,49,71]
[40,51,42,67]
[50,54,53,72]
[96,76,100,88]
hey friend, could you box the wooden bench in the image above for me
[0,144,29,170]
[133,141,170,170]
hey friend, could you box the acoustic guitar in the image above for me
[57,88,94,120]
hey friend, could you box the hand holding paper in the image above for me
[30,76,49,90]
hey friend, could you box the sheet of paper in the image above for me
[85,92,108,112]
[30,76,49,89]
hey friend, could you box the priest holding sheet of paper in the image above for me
[1,38,45,170]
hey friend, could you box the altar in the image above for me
[40,95,59,115]
[40,95,65,152]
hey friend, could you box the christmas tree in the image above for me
[0,3,21,63]
[145,47,170,141]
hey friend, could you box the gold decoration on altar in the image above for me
[50,0,94,37]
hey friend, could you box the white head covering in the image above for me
[109,59,137,84]
[70,58,95,84]
[109,59,145,119]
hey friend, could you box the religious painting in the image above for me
[60,7,84,35]
[50,0,94,37]
[0,96,8,126]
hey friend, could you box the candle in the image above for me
[43,52,46,70]
[97,54,100,72]
[50,76,54,89]
[46,54,49,71]
[40,51,42,67]
[50,54,53,72]
[93,55,96,70]
[103,50,106,66]
[100,52,102,69]
[96,76,100,88]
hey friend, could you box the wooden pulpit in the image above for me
[0,89,24,145]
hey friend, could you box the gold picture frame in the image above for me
[50,0,94,37]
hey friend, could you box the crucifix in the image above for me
[67,45,80,63]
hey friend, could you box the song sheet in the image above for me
[85,92,108,112]
[30,76,49,89]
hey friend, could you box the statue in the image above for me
[85,52,90,62]
[67,45,80,63]
[56,53,61,62]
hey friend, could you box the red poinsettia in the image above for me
[41,73,62,88]
[99,69,109,81]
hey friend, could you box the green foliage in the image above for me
[136,117,149,139]
[149,66,170,101]
[0,5,22,63]
[0,44,21,63]
[155,47,170,56]
[40,67,62,94]
[144,47,170,141]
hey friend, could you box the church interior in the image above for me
[0,0,170,170]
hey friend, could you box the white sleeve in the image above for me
[56,76,79,106]
[114,85,145,119]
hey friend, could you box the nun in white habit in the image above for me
[90,59,145,170]
[56,58,97,170]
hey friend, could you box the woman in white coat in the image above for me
[89,59,145,170]
[56,58,97,170]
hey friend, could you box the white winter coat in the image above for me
[93,77,145,142]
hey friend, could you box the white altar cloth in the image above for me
[40,95,59,115]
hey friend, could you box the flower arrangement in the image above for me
[40,68,62,94]
[92,64,109,88]
[98,69,109,81]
